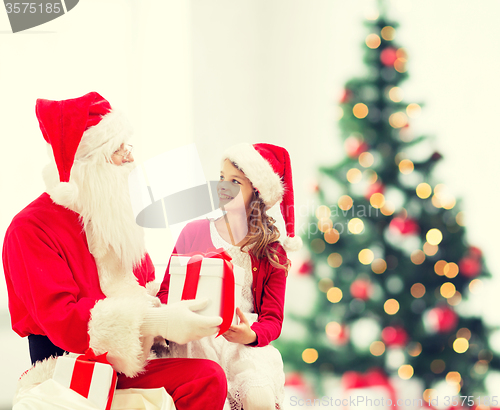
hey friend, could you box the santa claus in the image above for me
[2,92,227,409]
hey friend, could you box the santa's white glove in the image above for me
[140,298,222,344]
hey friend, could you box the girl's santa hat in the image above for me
[222,143,302,252]
[36,91,132,208]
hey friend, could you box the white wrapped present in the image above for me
[52,349,117,410]
[168,250,244,333]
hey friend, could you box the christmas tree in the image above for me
[277,10,499,401]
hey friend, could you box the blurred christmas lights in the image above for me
[398,159,414,174]
[431,359,445,374]
[426,228,443,245]
[381,26,396,41]
[347,168,363,183]
[384,299,400,315]
[348,218,364,234]
[370,341,386,356]
[353,103,369,119]
[406,103,421,118]
[318,278,334,293]
[327,252,342,268]
[388,86,403,102]
[411,250,425,265]
[315,205,331,219]
[302,348,318,364]
[453,337,469,354]
[365,33,381,49]
[338,195,353,211]
[358,249,375,265]
[423,242,438,256]
[389,112,408,128]
[398,364,414,380]
[327,287,343,303]
[411,283,426,298]
[416,182,432,199]
[371,258,387,274]
[324,228,340,244]
[358,152,374,167]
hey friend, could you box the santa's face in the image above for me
[43,143,146,272]
[110,143,135,166]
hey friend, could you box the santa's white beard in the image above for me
[43,159,146,276]
[73,161,146,273]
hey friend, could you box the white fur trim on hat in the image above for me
[222,143,284,207]
[77,109,133,161]
[88,296,150,377]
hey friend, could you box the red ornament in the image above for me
[389,217,420,235]
[350,279,372,301]
[326,322,349,346]
[468,246,483,259]
[285,372,307,388]
[381,326,408,347]
[430,151,443,161]
[426,306,458,333]
[345,137,369,158]
[342,368,396,405]
[365,181,385,199]
[340,89,353,104]
[285,372,315,399]
[298,260,314,275]
[459,257,481,278]
[380,48,398,66]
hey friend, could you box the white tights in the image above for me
[242,386,276,410]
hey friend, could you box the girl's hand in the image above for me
[222,307,257,345]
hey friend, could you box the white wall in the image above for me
[1,0,500,406]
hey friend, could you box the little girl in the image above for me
[158,143,301,410]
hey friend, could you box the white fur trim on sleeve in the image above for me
[88,296,149,377]
[223,143,284,207]
[145,281,160,297]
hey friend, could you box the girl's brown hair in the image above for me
[238,190,290,274]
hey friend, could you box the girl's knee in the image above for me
[243,385,275,410]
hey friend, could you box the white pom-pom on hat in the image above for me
[47,182,79,209]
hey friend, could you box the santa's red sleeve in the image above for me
[4,222,152,377]
[4,224,97,354]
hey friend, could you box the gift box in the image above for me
[168,249,244,335]
[52,349,117,410]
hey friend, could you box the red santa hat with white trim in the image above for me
[222,143,302,252]
[36,91,132,207]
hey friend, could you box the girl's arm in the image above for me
[250,244,288,347]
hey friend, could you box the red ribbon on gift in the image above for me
[70,348,117,410]
[342,368,397,407]
[174,248,235,337]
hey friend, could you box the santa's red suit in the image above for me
[2,92,227,410]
